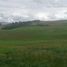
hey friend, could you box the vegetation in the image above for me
[0,21,67,67]
[2,20,67,30]
[1,20,49,30]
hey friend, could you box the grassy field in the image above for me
[0,25,67,67]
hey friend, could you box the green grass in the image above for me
[0,25,67,67]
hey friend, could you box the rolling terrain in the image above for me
[0,20,67,67]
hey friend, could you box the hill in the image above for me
[0,24,67,67]
[1,20,67,30]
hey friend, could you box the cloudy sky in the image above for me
[0,0,67,22]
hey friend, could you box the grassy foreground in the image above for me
[0,25,67,67]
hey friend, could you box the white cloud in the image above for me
[0,0,67,22]
[55,10,67,19]
[35,13,49,21]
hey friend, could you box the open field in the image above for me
[0,25,67,67]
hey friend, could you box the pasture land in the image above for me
[0,25,67,67]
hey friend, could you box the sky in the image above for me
[0,0,67,22]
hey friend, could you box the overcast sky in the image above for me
[0,0,67,22]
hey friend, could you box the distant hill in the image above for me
[1,20,67,30]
